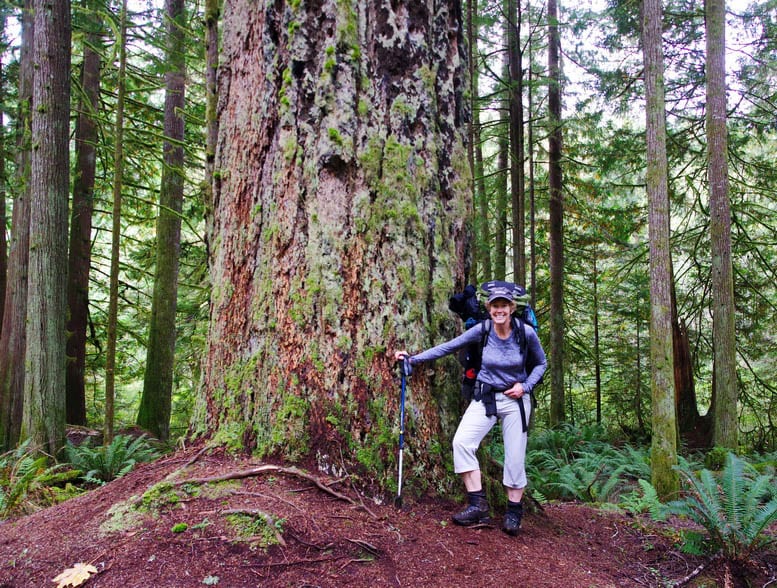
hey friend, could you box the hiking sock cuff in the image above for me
[507,500,523,513]
[467,490,486,505]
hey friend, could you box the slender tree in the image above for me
[22,0,71,456]
[196,0,469,487]
[0,0,33,450]
[507,0,526,285]
[66,0,103,426]
[641,0,679,498]
[706,0,737,449]
[105,0,129,443]
[0,12,8,334]
[548,0,565,425]
[203,0,219,235]
[137,0,186,441]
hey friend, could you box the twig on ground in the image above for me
[177,464,356,505]
[671,553,722,587]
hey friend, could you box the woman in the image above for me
[394,284,546,535]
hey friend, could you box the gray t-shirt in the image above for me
[410,321,547,394]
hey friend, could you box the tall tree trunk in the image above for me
[706,0,737,449]
[22,0,71,456]
[137,0,186,441]
[0,0,33,450]
[0,14,8,336]
[495,74,509,281]
[593,254,601,424]
[507,0,526,285]
[641,0,678,499]
[203,0,219,248]
[197,0,470,489]
[466,0,476,281]
[548,0,565,426]
[105,0,129,443]
[66,0,102,426]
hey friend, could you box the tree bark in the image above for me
[641,0,679,499]
[548,0,565,426]
[137,0,186,441]
[66,0,102,426]
[507,0,526,285]
[706,0,737,449]
[105,0,129,443]
[22,0,71,456]
[197,0,470,489]
[0,0,33,450]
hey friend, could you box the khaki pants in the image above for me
[452,392,531,489]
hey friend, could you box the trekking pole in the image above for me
[395,356,412,508]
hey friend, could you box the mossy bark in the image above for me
[137,0,187,441]
[642,0,679,499]
[21,0,71,457]
[198,0,470,496]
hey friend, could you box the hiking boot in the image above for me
[452,496,490,526]
[502,502,523,536]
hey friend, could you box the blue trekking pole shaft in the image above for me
[396,357,410,507]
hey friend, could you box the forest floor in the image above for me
[0,444,775,588]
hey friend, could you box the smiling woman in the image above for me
[393,281,546,536]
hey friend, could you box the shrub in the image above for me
[0,440,77,518]
[667,452,777,560]
[64,434,160,485]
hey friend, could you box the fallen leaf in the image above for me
[52,562,98,588]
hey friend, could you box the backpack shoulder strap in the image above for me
[480,319,491,350]
[512,316,527,356]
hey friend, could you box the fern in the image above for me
[65,434,160,485]
[668,452,777,560]
[0,441,74,518]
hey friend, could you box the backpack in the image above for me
[448,281,542,401]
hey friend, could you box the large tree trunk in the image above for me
[66,0,102,427]
[641,0,678,499]
[706,0,737,449]
[198,0,470,491]
[0,0,33,450]
[137,0,186,441]
[22,0,71,456]
[547,0,565,426]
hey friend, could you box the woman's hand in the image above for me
[394,350,409,362]
[504,382,525,399]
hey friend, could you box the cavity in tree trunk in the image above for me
[196,0,470,490]
[22,0,71,456]
[642,0,679,499]
[137,0,186,441]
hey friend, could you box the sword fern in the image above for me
[668,452,777,560]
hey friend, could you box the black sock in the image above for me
[467,490,486,504]
[507,500,523,513]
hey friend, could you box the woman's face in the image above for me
[488,299,514,326]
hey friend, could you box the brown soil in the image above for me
[0,445,774,588]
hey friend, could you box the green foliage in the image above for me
[620,479,668,520]
[64,434,160,485]
[667,452,777,560]
[0,441,77,518]
[526,424,651,504]
[171,522,188,533]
